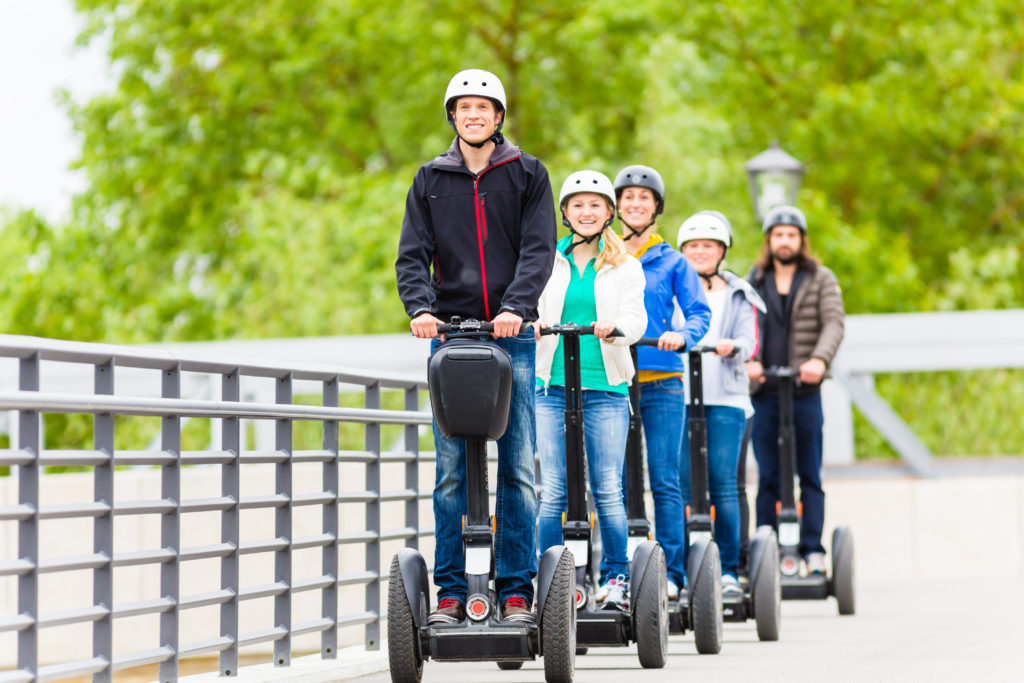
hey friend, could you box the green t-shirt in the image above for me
[538,236,627,395]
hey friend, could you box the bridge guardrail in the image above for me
[0,334,432,683]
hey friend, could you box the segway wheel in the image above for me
[832,526,856,616]
[692,542,723,655]
[541,548,576,683]
[387,554,423,683]
[753,533,781,641]
[497,661,524,670]
[634,544,668,668]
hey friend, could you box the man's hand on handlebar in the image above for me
[746,360,765,383]
[658,331,685,352]
[799,357,826,384]
[411,312,444,339]
[491,311,523,339]
[534,321,547,340]
[591,320,618,340]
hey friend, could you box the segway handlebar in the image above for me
[436,320,495,334]
[539,324,623,338]
[761,365,799,379]
[634,338,735,356]
[433,317,534,335]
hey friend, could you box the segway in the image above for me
[541,324,668,668]
[627,340,722,654]
[686,345,781,641]
[387,318,577,683]
[760,366,855,616]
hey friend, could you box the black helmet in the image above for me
[762,205,807,234]
[613,165,665,215]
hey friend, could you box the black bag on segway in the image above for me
[428,340,513,441]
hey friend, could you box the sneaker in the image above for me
[805,552,827,575]
[428,597,465,624]
[601,575,629,612]
[666,580,679,601]
[595,582,608,603]
[721,574,742,595]
[502,596,535,623]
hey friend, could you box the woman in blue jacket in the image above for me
[609,166,711,599]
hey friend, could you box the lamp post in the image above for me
[744,142,805,222]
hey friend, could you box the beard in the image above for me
[772,249,799,265]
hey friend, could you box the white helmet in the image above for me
[677,210,733,248]
[558,170,616,210]
[444,69,507,122]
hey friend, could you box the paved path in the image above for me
[353,579,1024,682]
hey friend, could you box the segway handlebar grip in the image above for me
[539,324,623,337]
[761,365,802,385]
[634,337,687,352]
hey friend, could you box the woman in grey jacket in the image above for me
[677,211,766,593]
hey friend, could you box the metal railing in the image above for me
[0,334,432,682]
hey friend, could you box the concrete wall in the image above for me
[2,467,1022,667]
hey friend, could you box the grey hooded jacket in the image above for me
[706,271,767,396]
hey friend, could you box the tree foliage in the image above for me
[1,0,1023,344]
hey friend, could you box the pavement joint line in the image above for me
[164,646,389,683]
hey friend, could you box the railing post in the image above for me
[404,386,420,550]
[159,364,181,683]
[274,373,293,666]
[17,353,40,680]
[364,382,381,650]
[220,369,240,676]
[322,377,339,658]
[93,360,115,683]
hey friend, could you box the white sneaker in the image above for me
[805,552,828,575]
[666,580,679,601]
[601,575,629,611]
[595,582,608,602]
[721,574,742,595]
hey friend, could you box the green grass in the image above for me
[853,368,1024,459]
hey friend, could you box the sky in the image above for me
[0,0,111,221]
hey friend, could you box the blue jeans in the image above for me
[635,377,689,587]
[751,391,826,555]
[680,405,746,577]
[536,387,630,580]
[431,329,539,604]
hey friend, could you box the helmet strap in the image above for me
[699,251,728,290]
[621,218,656,241]
[563,215,613,256]
[448,109,506,149]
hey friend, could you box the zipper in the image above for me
[471,155,520,320]
[480,196,488,240]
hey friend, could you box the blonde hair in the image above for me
[596,225,628,269]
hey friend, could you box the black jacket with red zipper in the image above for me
[396,137,556,323]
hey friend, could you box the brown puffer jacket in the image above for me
[748,262,845,391]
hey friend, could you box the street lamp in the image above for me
[745,142,805,222]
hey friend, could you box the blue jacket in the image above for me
[636,240,712,372]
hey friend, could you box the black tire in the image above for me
[692,543,723,655]
[497,661,524,670]
[541,548,576,683]
[634,544,668,668]
[832,526,856,616]
[387,554,423,683]
[753,535,781,641]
